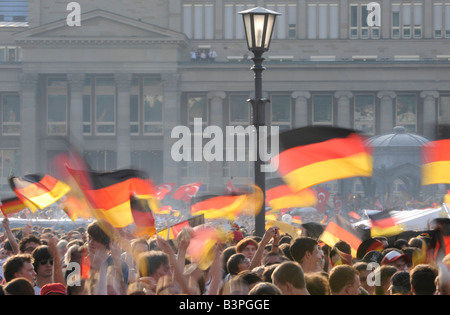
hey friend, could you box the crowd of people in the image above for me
[1,211,449,296]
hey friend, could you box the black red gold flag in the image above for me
[190,194,249,220]
[265,178,317,210]
[67,167,158,229]
[368,211,403,237]
[130,195,156,237]
[330,247,353,267]
[429,218,450,261]
[0,196,27,217]
[356,238,384,260]
[272,126,372,193]
[320,214,367,258]
[190,185,263,220]
[8,173,71,212]
[157,214,204,240]
[422,139,450,185]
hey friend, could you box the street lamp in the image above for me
[239,7,280,237]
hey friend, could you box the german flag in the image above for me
[331,247,353,267]
[320,214,367,258]
[265,219,302,238]
[422,139,450,185]
[61,196,92,222]
[430,218,450,261]
[9,174,71,212]
[190,194,250,220]
[130,195,156,237]
[265,178,317,210]
[0,196,27,217]
[272,126,372,193]
[190,185,263,220]
[67,167,158,229]
[157,214,204,240]
[356,238,384,260]
[369,211,403,237]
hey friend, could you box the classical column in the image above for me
[162,73,181,184]
[207,91,226,194]
[115,73,132,168]
[292,91,310,128]
[339,0,349,39]
[19,73,39,174]
[335,91,353,129]
[381,1,391,39]
[68,73,85,147]
[420,91,439,140]
[377,91,396,134]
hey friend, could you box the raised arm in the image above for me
[206,244,223,295]
[175,228,191,270]
[249,226,279,270]
[2,217,19,255]
[156,234,194,295]
[48,237,65,286]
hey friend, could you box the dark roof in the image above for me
[367,126,429,148]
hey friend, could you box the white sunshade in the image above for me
[353,204,450,232]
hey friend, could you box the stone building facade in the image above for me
[0,0,449,199]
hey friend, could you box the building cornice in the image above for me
[16,38,187,48]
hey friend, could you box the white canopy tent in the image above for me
[353,204,450,232]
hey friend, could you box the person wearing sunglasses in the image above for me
[31,238,64,295]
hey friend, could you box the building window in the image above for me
[187,160,209,177]
[433,3,450,38]
[0,46,21,62]
[350,3,380,39]
[0,0,28,22]
[131,150,163,184]
[267,3,297,39]
[308,3,339,39]
[84,150,116,171]
[392,3,422,39]
[0,148,20,191]
[396,94,417,133]
[439,95,450,125]
[229,94,250,126]
[47,77,68,135]
[128,77,164,136]
[227,160,253,178]
[354,94,375,136]
[224,3,256,39]
[94,77,116,135]
[2,94,20,135]
[143,78,163,135]
[312,94,334,125]
[183,3,214,39]
[187,94,208,132]
[271,94,292,132]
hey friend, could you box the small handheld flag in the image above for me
[9,173,71,212]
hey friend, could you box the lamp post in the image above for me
[239,7,279,237]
